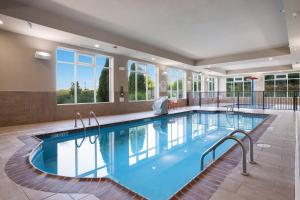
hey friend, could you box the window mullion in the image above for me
[135,71,138,101]
[93,62,96,103]
[146,72,149,101]
[74,52,78,104]
[176,71,179,99]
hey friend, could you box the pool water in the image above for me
[31,111,266,200]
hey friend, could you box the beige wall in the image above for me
[0,30,193,127]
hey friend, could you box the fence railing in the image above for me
[187,91,300,111]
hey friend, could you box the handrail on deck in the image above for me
[88,111,100,127]
[200,134,249,176]
[74,112,86,129]
[229,129,256,164]
[88,111,100,144]
[74,112,87,147]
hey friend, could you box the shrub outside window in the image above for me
[128,60,158,101]
[56,47,113,104]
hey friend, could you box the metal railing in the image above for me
[75,112,86,129]
[200,129,255,176]
[74,111,102,147]
[74,112,87,147]
[88,110,100,144]
[188,91,300,111]
[229,129,256,164]
[88,111,100,127]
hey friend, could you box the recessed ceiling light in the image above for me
[0,20,3,25]
[292,11,298,17]
[151,58,155,61]
[268,57,273,61]
[280,9,286,13]
[94,44,100,48]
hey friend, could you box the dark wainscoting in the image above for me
[0,91,187,127]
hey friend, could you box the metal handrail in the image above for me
[226,104,234,112]
[88,111,100,144]
[229,129,256,164]
[74,112,86,148]
[75,112,86,130]
[88,111,100,127]
[200,135,249,176]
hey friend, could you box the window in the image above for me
[192,73,202,95]
[208,77,217,97]
[264,73,300,97]
[226,76,251,97]
[128,60,158,101]
[56,48,113,104]
[167,68,186,99]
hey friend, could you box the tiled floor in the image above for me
[0,107,296,200]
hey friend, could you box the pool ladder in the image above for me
[226,104,234,113]
[200,129,256,176]
[88,111,100,144]
[74,111,100,128]
[74,111,100,147]
[74,112,86,129]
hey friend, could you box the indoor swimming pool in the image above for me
[31,111,267,200]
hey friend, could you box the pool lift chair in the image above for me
[200,129,256,176]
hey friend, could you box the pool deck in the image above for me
[0,106,296,200]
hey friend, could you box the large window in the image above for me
[167,68,186,99]
[208,77,216,93]
[226,77,251,97]
[264,73,300,97]
[128,60,158,101]
[192,73,202,95]
[56,48,113,104]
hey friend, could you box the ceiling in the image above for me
[0,0,298,76]
[15,0,289,60]
[0,14,187,67]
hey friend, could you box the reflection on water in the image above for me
[33,112,266,200]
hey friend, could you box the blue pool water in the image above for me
[31,111,267,200]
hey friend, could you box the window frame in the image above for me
[167,67,186,99]
[192,72,202,94]
[226,76,251,97]
[127,60,158,102]
[264,72,300,97]
[56,47,114,105]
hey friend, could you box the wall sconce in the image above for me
[35,51,51,60]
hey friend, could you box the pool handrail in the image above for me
[74,112,87,148]
[75,112,86,130]
[88,111,100,127]
[88,111,100,144]
[200,135,249,176]
[229,129,256,164]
